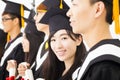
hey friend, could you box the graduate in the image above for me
[17,0,69,80]
[0,0,28,80]
[39,7,86,80]
[67,0,120,80]
[22,9,45,68]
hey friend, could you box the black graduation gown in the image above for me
[15,39,48,80]
[0,29,7,60]
[33,41,49,79]
[0,33,25,80]
[76,39,120,80]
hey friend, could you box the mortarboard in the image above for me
[36,0,69,12]
[6,0,33,10]
[2,0,30,27]
[39,7,72,34]
[24,9,45,39]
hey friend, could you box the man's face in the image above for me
[2,14,15,33]
[67,0,95,34]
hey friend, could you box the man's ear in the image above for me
[13,18,19,26]
[76,35,82,46]
[94,1,105,18]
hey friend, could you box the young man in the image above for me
[0,1,28,80]
[67,0,120,80]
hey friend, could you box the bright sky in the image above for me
[0,0,119,38]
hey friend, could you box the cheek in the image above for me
[66,41,77,53]
[3,22,9,27]
[75,9,92,28]
[36,15,42,23]
[68,47,77,59]
[36,23,40,30]
[74,10,81,19]
[63,42,73,51]
[50,43,55,52]
[36,24,46,32]
[37,14,45,22]
[74,4,91,20]
[3,24,11,32]
[36,17,41,23]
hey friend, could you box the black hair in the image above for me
[89,0,116,24]
[24,32,44,67]
[0,29,7,60]
[2,12,22,28]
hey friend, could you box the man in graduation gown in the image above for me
[67,0,120,80]
[0,1,28,80]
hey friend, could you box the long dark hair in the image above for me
[24,31,44,67]
[42,30,86,80]
[0,29,7,60]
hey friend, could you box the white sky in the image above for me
[0,0,119,38]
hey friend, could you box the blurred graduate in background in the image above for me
[0,0,28,79]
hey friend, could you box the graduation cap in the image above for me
[36,0,69,12]
[6,0,33,10]
[24,9,45,39]
[39,7,72,34]
[2,0,30,27]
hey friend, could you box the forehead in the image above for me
[72,0,89,3]
[53,29,68,37]
[2,14,11,17]
[37,11,46,15]
[37,10,47,13]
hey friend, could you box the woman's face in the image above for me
[50,30,81,62]
[22,33,30,52]
[34,11,48,32]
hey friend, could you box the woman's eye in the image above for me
[50,38,56,42]
[62,37,67,40]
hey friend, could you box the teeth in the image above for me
[56,51,64,53]
[57,52,63,54]
[56,51,65,56]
